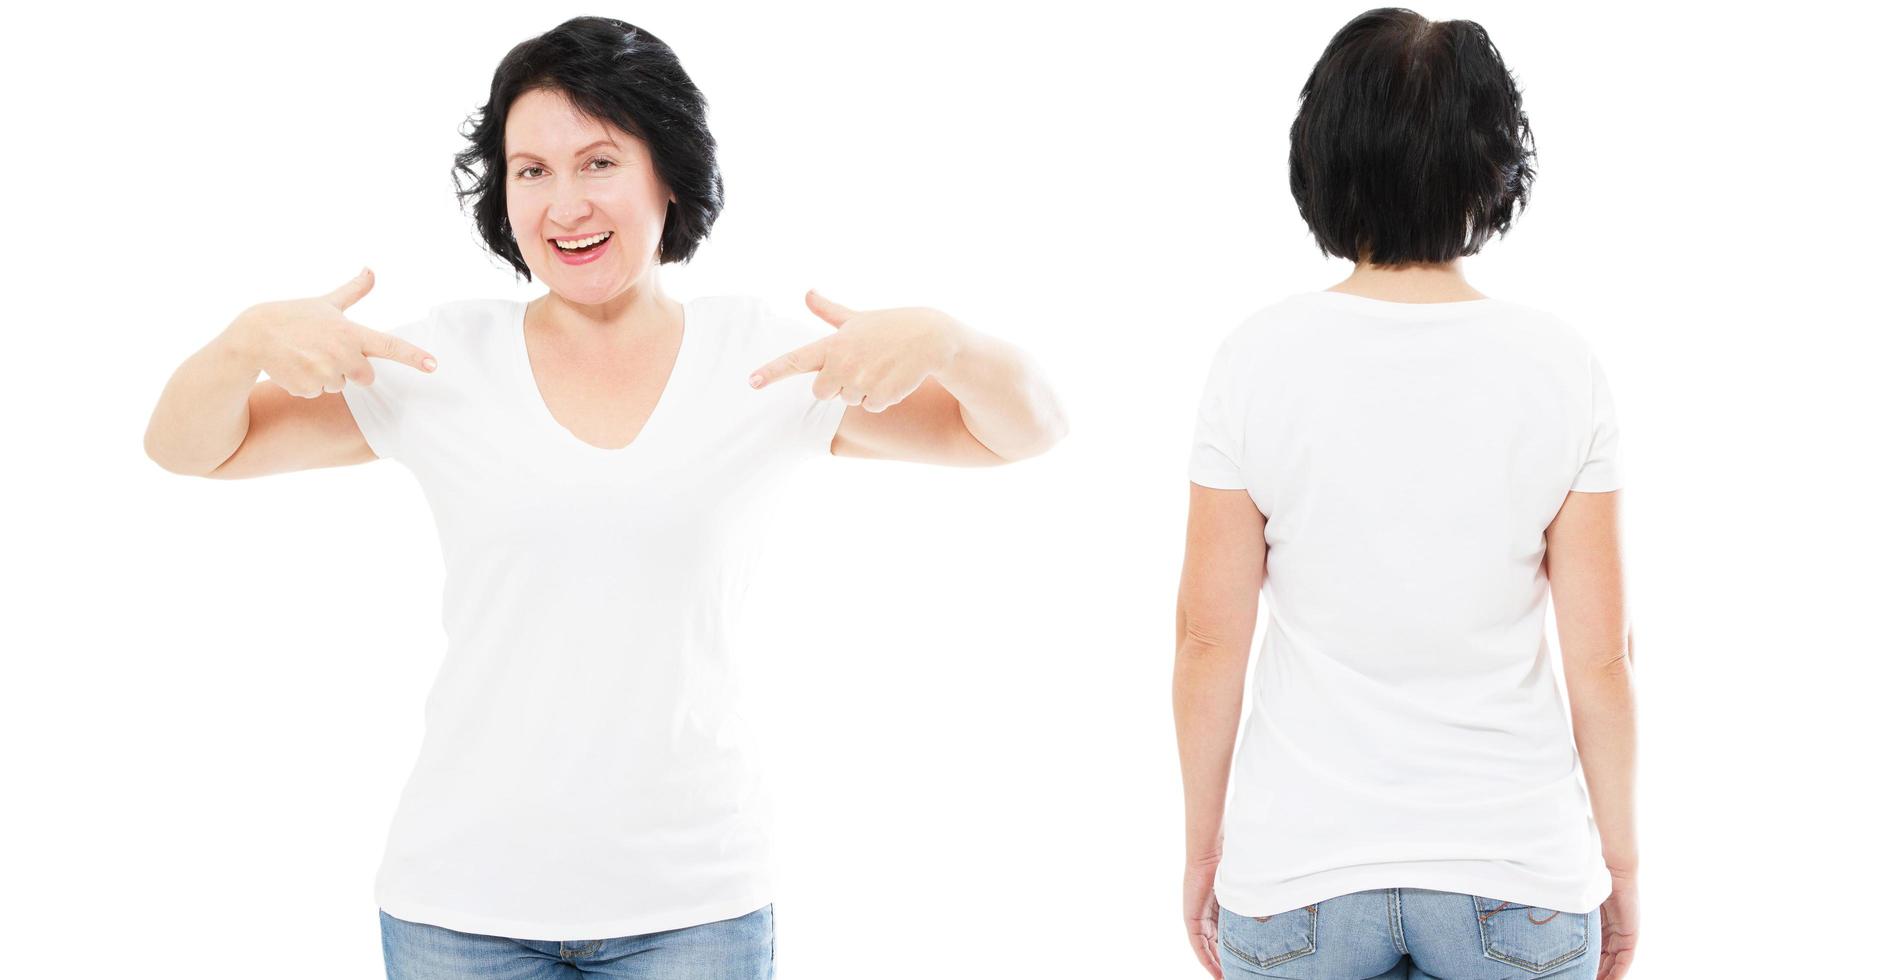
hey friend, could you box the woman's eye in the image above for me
[513,160,610,179]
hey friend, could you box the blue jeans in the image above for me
[1219,889,1600,979]
[379,905,773,979]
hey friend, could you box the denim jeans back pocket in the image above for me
[1218,904,1319,973]
[1471,895,1590,974]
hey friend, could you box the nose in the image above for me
[547,178,593,228]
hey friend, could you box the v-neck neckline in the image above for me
[513,297,698,455]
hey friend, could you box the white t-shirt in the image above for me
[1188,290,1623,916]
[342,294,846,940]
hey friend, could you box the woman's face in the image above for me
[503,87,672,305]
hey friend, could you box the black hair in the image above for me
[452,17,723,280]
[1288,8,1536,266]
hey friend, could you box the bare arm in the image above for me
[142,270,435,478]
[1172,482,1267,977]
[1546,488,1639,978]
[827,324,1069,464]
[1546,488,1637,875]
[145,326,382,479]
[142,323,268,476]
[749,291,1069,466]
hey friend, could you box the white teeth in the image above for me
[554,232,611,250]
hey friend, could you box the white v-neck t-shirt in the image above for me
[1188,290,1623,916]
[342,294,846,940]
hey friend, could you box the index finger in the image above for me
[747,338,827,389]
[355,323,438,373]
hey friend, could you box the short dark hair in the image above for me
[1288,8,1536,266]
[452,17,724,281]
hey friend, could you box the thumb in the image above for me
[323,267,376,310]
[804,289,858,329]
[356,323,438,374]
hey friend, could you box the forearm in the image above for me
[144,320,259,476]
[1174,638,1249,862]
[1568,657,1639,873]
[932,317,1068,462]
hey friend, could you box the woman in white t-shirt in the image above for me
[1173,10,1638,980]
[142,17,1065,980]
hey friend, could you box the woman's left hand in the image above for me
[747,290,968,413]
[1185,854,1225,978]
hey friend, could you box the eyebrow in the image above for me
[505,139,622,165]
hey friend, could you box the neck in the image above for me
[533,267,678,342]
[1327,257,1487,304]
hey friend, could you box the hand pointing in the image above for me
[747,290,965,413]
[231,268,438,399]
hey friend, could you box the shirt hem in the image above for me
[1188,469,1247,491]
[339,383,397,461]
[813,395,848,456]
[374,887,776,942]
[1215,861,1612,918]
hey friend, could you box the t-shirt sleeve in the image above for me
[340,312,436,462]
[1187,338,1247,490]
[800,389,850,457]
[761,311,848,458]
[1570,351,1624,492]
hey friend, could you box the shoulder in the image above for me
[425,297,521,334]
[393,298,523,358]
[686,293,829,357]
[685,293,771,332]
[1484,297,1591,344]
[361,297,519,347]
[1209,294,1325,362]
[1469,298,1611,380]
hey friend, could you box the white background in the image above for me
[5,1,1899,976]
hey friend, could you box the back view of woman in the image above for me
[1173,9,1637,980]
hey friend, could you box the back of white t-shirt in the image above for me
[1189,290,1622,916]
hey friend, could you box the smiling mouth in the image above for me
[551,231,613,255]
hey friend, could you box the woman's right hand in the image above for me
[225,268,436,398]
[1597,868,1638,979]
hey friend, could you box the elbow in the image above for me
[1174,622,1251,691]
[1044,402,1072,451]
[144,423,203,478]
[143,426,173,473]
[150,457,220,479]
[1565,649,1636,703]
[144,440,227,479]
[1593,653,1637,696]
[144,439,193,477]
[1594,628,1637,681]
[985,401,1071,464]
[1177,612,1249,657]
